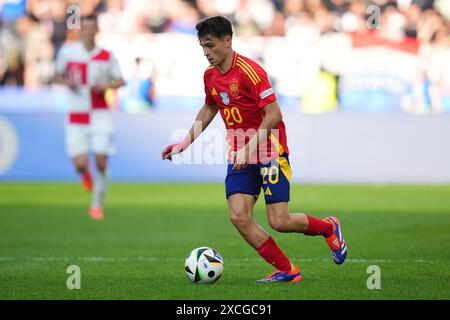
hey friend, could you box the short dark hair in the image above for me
[196,16,233,39]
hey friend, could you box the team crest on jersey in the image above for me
[229,79,239,97]
[220,92,230,105]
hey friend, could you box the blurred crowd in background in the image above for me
[1,0,450,113]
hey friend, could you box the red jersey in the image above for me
[204,52,289,163]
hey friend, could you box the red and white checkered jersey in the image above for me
[55,41,122,124]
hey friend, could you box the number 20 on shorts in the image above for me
[261,166,279,184]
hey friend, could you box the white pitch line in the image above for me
[0,257,441,264]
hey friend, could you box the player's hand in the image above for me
[91,84,108,93]
[161,144,178,161]
[161,139,191,161]
[232,146,250,170]
[66,79,79,92]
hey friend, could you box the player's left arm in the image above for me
[233,60,281,170]
[92,53,125,93]
[233,101,282,170]
[253,100,282,148]
[91,78,125,92]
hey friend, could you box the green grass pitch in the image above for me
[0,183,449,299]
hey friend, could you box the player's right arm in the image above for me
[162,68,219,161]
[53,45,79,92]
[162,103,218,161]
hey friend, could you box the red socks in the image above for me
[81,171,93,193]
[256,216,333,271]
[305,215,333,237]
[257,236,292,272]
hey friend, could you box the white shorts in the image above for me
[65,124,115,158]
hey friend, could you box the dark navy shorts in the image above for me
[225,153,291,204]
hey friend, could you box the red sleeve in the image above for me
[204,71,215,106]
[247,63,276,109]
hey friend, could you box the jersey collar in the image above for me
[216,52,238,76]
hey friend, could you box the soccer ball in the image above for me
[184,247,224,284]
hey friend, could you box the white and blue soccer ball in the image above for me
[184,247,224,284]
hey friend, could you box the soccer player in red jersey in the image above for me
[162,16,347,282]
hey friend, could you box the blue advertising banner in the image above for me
[0,112,226,182]
[1,112,450,183]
